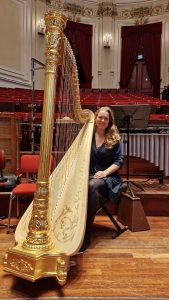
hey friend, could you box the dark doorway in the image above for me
[127,45,153,96]
[127,60,153,96]
[120,22,162,98]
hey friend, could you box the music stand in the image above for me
[111,104,151,197]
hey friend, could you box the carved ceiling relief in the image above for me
[117,4,167,21]
[97,2,117,17]
[47,1,169,22]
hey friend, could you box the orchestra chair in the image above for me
[7,154,55,234]
[0,149,17,230]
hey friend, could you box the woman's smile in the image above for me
[95,111,109,130]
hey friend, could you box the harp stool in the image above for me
[98,196,128,239]
[98,181,129,238]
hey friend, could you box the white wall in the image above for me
[0,0,32,88]
[32,0,46,90]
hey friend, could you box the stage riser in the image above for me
[138,193,169,216]
[1,160,168,220]
[121,157,164,178]
[0,192,168,219]
[99,194,169,217]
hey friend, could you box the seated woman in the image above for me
[81,106,124,251]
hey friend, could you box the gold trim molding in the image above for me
[97,2,117,18]
[47,1,169,20]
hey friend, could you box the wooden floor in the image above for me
[0,215,169,300]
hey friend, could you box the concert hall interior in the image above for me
[0,0,169,299]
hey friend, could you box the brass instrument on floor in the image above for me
[3,11,94,285]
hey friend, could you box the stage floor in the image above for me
[0,215,169,300]
[0,176,169,299]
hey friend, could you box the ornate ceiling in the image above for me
[47,0,169,22]
[48,0,165,5]
[48,0,168,8]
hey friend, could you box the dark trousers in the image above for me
[81,177,108,250]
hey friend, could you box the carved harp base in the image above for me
[3,244,70,286]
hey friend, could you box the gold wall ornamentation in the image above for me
[167,1,169,11]
[134,17,149,25]
[47,0,97,18]
[130,7,151,25]
[47,1,169,20]
[67,15,81,22]
[130,7,153,18]
[121,10,131,18]
[152,5,163,14]
[63,3,82,15]
[97,2,117,18]
[119,3,168,20]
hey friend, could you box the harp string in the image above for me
[54,37,83,166]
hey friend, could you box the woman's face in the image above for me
[95,110,110,131]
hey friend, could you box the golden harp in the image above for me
[3,11,94,285]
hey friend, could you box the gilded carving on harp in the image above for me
[3,12,94,285]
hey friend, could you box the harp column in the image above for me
[3,12,70,286]
[22,12,67,251]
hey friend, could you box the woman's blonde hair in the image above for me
[95,106,121,149]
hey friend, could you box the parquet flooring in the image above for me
[0,216,169,300]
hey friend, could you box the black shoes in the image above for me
[79,236,91,253]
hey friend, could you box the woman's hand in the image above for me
[93,171,107,179]
[93,164,120,179]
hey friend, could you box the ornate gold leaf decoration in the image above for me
[10,259,33,273]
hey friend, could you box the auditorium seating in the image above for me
[149,114,168,124]
[0,87,169,126]
[0,86,168,157]
[0,87,43,112]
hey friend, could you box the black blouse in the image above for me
[89,136,124,174]
[89,136,124,201]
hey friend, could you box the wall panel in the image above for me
[0,0,32,87]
